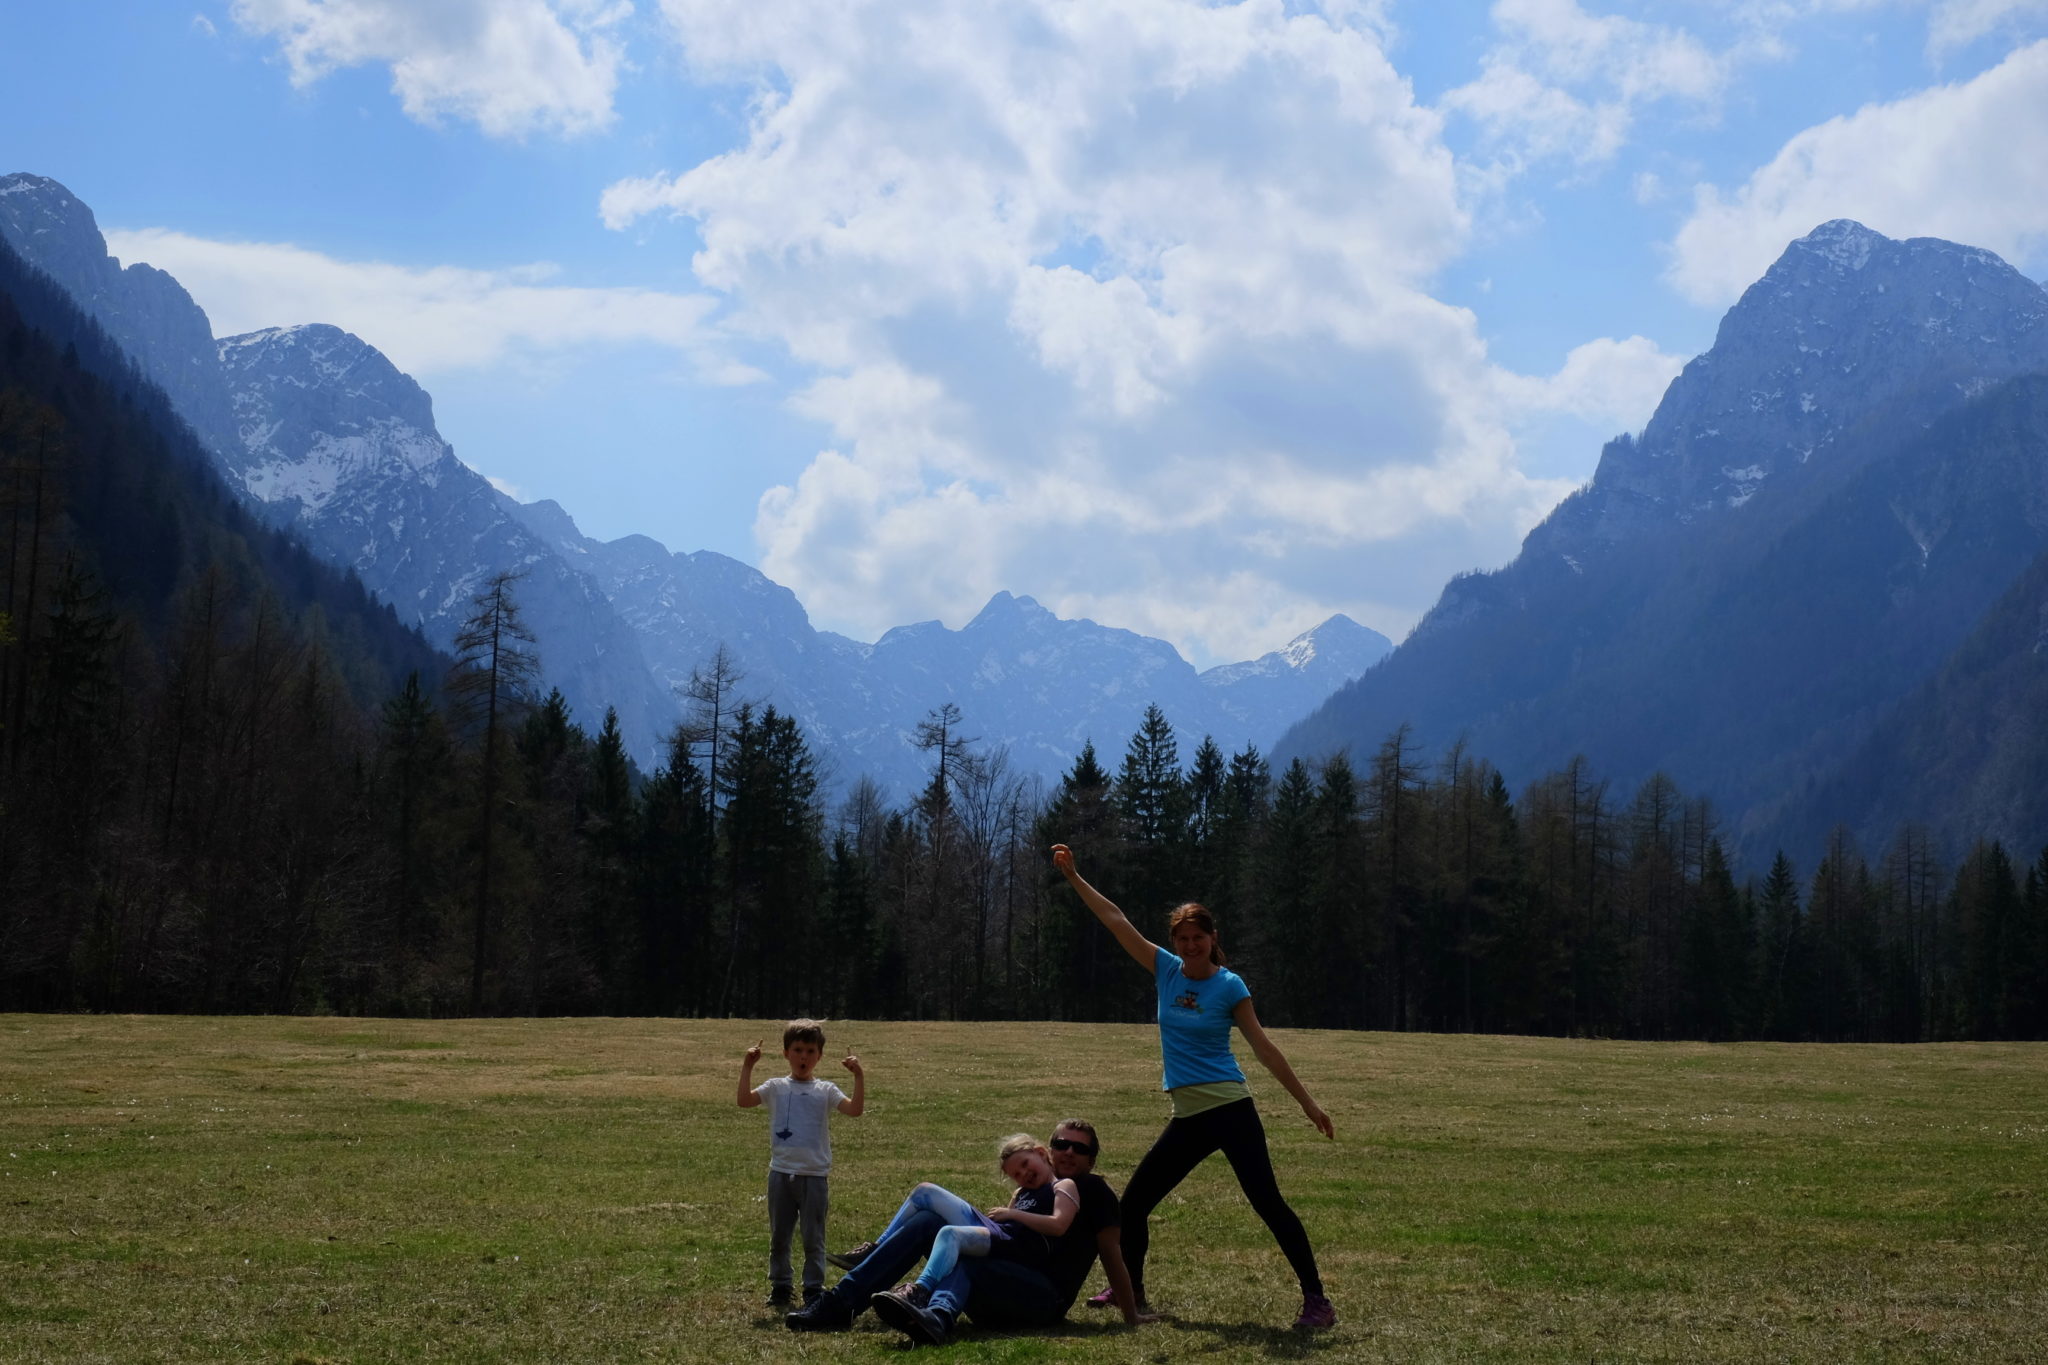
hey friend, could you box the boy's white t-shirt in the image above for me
[754,1075,848,1176]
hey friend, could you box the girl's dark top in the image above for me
[988,1179,1056,1265]
[1043,1172,1122,1312]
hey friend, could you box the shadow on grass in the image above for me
[937,1314,1342,1358]
[1156,1315,1346,1358]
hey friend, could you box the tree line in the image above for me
[3,540,2043,1035]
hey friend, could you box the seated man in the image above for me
[784,1118,1145,1344]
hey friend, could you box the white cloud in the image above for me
[229,0,630,138]
[1442,0,1732,170]
[103,228,727,378]
[1668,38,2048,305]
[1496,335,1686,430]
[1929,0,2048,57]
[601,0,1588,663]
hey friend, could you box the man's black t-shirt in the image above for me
[1045,1171,1121,1312]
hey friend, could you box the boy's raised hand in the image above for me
[842,1053,862,1075]
[743,1040,762,1065]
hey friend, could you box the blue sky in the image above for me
[6,1,2048,666]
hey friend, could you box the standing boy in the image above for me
[738,1019,865,1307]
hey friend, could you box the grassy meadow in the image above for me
[2,1014,2045,1363]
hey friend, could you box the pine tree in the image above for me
[447,569,539,1014]
[1755,851,1806,1039]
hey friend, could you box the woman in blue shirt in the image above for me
[1051,844,1336,1329]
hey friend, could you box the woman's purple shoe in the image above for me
[1294,1292,1337,1328]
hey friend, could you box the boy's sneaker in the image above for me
[766,1285,792,1308]
[825,1240,878,1270]
[784,1292,855,1332]
[871,1284,949,1346]
[1294,1292,1337,1329]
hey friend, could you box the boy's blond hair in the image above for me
[782,1018,826,1049]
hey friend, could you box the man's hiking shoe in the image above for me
[871,1284,949,1346]
[784,1293,855,1332]
[876,1282,932,1310]
[802,1287,824,1307]
[826,1240,878,1270]
[1294,1292,1337,1329]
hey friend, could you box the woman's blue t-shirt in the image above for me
[1153,949,1251,1090]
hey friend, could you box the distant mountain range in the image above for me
[19,170,2046,864]
[0,172,1392,791]
[1278,219,2048,864]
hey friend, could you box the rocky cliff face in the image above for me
[0,172,243,464]
[215,324,681,762]
[1527,220,2048,565]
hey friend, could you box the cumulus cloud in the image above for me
[1668,38,2048,306]
[1928,0,2048,57]
[103,228,726,378]
[229,0,630,138]
[601,0,1588,663]
[1442,0,1731,170]
[1496,335,1686,430]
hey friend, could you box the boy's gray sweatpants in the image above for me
[767,1170,830,1292]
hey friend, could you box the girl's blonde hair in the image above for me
[997,1133,1046,1167]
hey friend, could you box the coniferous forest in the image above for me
[3,242,2045,1039]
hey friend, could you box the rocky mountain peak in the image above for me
[965,591,1056,633]
[217,324,448,507]
[1526,221,2048,566]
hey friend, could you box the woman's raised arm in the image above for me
[1051,844,1158,972]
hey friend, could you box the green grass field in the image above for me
[3,1015,2045,1363]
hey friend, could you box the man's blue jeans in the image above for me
[933,1255,1065,1327]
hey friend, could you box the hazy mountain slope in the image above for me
[215,325,678,761]
[510,498,1392,793]
[1278,221,2048,863]
[0,173,243,465]
[0,173,679,762]
[0,232,443,703]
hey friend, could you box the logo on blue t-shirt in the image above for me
[1171,990,1201,1013]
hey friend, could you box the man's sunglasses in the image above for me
[1050,1137,1098,1155]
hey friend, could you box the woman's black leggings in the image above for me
[1120,1098,1322,1299]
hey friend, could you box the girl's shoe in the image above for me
[1085,1285,1116,1307]
[1294,1292,1337,1328]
